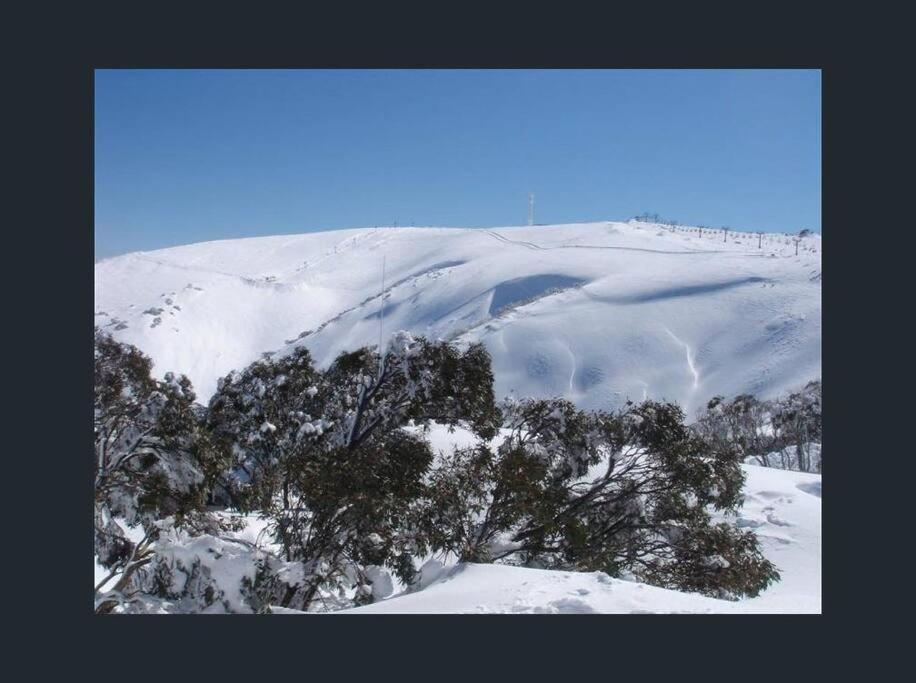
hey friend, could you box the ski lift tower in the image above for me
[528,193,535,226]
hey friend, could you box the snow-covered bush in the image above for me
[206,346,325,509]
[423,398,779,599]
[96,328,790,611]
[94,329,229,613]
[770,380,821,473]
[695,380,821,473]
[206,332,501,611]
[97,528,306,614]
[695,393,775,466]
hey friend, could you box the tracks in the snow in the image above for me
[663,326,700,392]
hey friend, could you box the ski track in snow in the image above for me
[663,325,700,392]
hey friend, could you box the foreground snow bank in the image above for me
[328,464,821,614]
[95,426,820,614]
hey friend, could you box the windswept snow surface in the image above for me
[95,222,820,414]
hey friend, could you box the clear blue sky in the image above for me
[95,69,821,258]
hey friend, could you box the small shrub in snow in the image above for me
[695,380,821,473]
[100,531,311,614]
[770,381,821,473]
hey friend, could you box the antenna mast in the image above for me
[378,254,386,362]
[528,193,535,226]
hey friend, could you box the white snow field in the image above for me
[95,221,820,416]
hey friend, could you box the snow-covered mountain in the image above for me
[94,221,821,415]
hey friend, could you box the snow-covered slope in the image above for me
[94,221,821,414]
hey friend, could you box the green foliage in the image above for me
[96,327,784,609]
[94,329,236,613]
[269,431,433,607]
[206,332,502,610]
[94,329,218,540]
[422,443,549,563]
[423,397,779,600]
[206,347,323,509]
[642,522,780,599]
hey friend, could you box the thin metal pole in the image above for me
[378,254,386,364]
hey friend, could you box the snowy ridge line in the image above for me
[487,228,725,255]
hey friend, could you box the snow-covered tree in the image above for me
[771,380,821,472]
[422,397,598,563]
[695,394,775,466]
[319,331,501,450]
[94,329,228,613]
[206,347,324,509]
[95,327,792,611]
[118,529,300,614]
[424,398,779,599]
[207,332,501,610]
[695,381,821,473]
